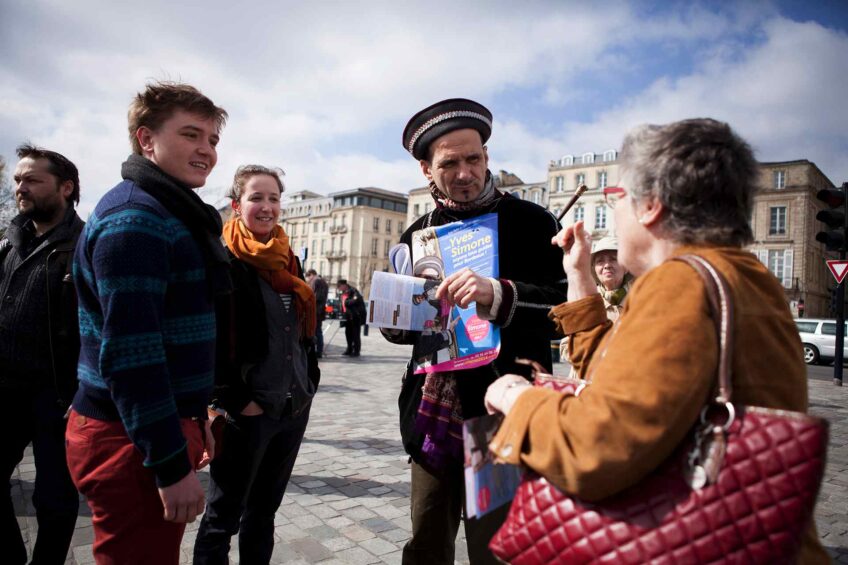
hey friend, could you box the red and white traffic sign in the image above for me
[827,260,848,284]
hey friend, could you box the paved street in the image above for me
[11,321,848,563]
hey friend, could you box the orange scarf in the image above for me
[223,217,316,338]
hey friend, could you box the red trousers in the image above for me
[65,410,204,565]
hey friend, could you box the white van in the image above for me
[796,318,848,365]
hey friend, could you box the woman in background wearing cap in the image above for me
[559,236,632,367]
[589,236,632,321]
[485,119,826,562]
[194,165,319,565]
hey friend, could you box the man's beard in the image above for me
[446,181,481,202]
[18,196,63,223]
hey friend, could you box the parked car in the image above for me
[325,298,341,320]
[796,318,848,365]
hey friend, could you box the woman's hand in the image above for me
[485,375,532,415]
[240,401,264,416]
[551,221,597,301]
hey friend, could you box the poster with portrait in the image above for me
[409,213,501,374]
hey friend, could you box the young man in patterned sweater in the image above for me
[66,82,230,564]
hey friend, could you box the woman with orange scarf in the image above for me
[194,165,319,565]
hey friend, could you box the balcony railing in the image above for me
[329,225,348,234]
[326,250,347,260]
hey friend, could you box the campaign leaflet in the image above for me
[409,213,500,374]
[367,272,449,332]
[463,414,522,519]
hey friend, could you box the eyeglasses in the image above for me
[603,186,626,209]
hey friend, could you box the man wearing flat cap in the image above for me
[384,98,568,563]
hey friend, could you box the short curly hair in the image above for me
[619,118,758,247]
[128,81,228,155]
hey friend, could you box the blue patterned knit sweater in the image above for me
[73,179,215,487]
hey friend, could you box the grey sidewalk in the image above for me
[11,323,848,563]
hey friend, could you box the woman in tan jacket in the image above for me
[485,118,827,563]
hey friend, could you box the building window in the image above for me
[322,220,327,232]
[769,206,787,235]
[321,239,326,254]
[582,152,594,164]
[371,238,378,256]
[532,191,541,204]
[414,204,420,216]
[767,249,793,288]
[574,205,584,223]
[340,214,347,227]
[425,203,432,213]
[312,223,317,233]
[774,170,786,189]
[384,240,391,257]
[603,150,616,162]
[575,173,585,187]
[556,176,564,193]
[339,236,345,249]
[594,206,607,229]
[311,240,317,255]
[560,155,573,166]
[331,237,336,252]
[386,219,392,234]
[598,171,607,189]
[373,217,380,231]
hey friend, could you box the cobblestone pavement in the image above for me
[11,322,848,563]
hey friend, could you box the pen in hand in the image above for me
[556,184,588,222]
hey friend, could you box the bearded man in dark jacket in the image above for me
[383,99,567,564]
[0,144,83,565]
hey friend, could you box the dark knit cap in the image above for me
[402,98,493,160]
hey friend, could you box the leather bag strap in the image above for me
[672,255,734,403]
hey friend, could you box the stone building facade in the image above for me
[546,150,620,239]
[748,160,837,318]
[280,187,408,296]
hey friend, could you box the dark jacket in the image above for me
[0,207,84,406]
[341,286,365,324]
[309,275,329,322]
[384,195,567,465]
[212,250,320,417]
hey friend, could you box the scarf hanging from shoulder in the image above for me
[223,217,316,338]
[121,154,232,297]
[428,169,501,212]
[414,373,464,477]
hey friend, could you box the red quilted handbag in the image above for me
[489,255,829,564]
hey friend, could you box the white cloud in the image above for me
[546,17,848,184]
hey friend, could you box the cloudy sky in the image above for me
[1,0,847,215]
